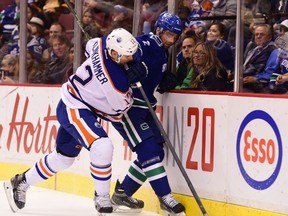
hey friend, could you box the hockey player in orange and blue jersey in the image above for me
[3,28,148,215]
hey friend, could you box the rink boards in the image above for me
[0,85,288,216]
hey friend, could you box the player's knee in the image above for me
[90,137,114,166]
[136,138,165,167]
[47,150,75,172]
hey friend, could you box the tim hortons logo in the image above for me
[0,93,58,154]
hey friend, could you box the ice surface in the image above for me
[0,181,161,216]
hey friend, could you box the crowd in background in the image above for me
[1,0,288,94]
[176,0,288,93]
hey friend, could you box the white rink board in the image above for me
[227,96,288,213]
[162,93,229,201]
[1,86,288,214]
[163,92,288,214]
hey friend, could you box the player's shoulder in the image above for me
[85,37,104,57]
[101,53,130,93]
[137,33,163,49]
[107,64,130,93]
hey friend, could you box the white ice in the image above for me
[0,181,161,216]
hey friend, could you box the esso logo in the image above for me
[236,110,282,190]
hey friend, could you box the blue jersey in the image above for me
[112,32,168,152]
[0,0,19,40]
[133,33,168,106]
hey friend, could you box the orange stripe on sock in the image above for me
[39,158,53,177]
[90,166,112,175]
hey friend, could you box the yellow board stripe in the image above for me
[0,163,285,216]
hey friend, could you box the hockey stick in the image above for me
[63,0,91,41]
[64,1,207,214]
[135,82,208,216]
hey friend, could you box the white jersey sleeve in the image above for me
[61,37,133,122]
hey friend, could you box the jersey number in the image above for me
[71,65,93,85]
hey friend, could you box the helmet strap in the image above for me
[116,53,122,63]
[109,49,122,63]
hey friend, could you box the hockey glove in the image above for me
[157,71,178,94]
[126,61,148,85]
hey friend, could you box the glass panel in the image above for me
[3,0,288,92]
[176,0,288,93]
[136,0,167,36]
[83,0,134,36]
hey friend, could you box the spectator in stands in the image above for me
[262,34,288,94]
[184,0,214,33]
[29,16,49,62]
[175,34,197,89]
[277,19,288,37]
[227,7,253,56]
[104,4,133,35]
[205,0,237,37]
[242,24,276,92]
[195,24,207,42]
[178,3,190,25]
[84,0,100,8]
[180,41,230,91]
[0,24,9,63]
[84,0,115,35]
[0,0,20,43]
[8,24,43,63]
[140,0,167,34]
[63,45,74,83]
[42,34,72,84]
[27,2,43,23]
[42,0,71,27]
[27,50,44,83]
[42,22,66,63]
[28,1,46,15]
[82,7,101,39]
[27,4,35,21]
[0,53,18,83]
[48,21,66,38]
[206,22,234,73]
[7,2,46,50]
[275,72,288,91]
[252,0,272,16]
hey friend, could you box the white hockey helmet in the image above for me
[106,28,138,58]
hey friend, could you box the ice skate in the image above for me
[94,192,113,216]
[3,173,29,213]
[111,179,144,213]
[159,193,186,216]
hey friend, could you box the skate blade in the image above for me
[163,210,186,216]
[3,181,19,213]
[113,205,142,213]
[96,210,114,216]
[96,213,110,216]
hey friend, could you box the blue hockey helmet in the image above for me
[155,11,183,36]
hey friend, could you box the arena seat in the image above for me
[0,0,13,12]
[58,13,74,40]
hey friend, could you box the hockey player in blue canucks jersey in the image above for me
[111,12,186,216]
[133,11,183,104]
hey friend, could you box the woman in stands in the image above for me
[0,53,18,84]
[189,41,230,91]
[206,22,235,74]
